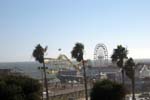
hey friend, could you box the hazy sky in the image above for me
[0,0,150,62]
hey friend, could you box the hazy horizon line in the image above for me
[1,58,150,63]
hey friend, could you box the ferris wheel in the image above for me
[94,43,108,66]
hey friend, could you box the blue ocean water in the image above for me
[0,62,55,79]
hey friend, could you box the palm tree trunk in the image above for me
[41,69,44,100]
[43,62,49,100]
[121,59,125,100]
[83,60,88,100]
[132,73,135,100]
[122,69,125,85]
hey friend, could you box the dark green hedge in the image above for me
[90,79,126,100]
[0,75,42,100]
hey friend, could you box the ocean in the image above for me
[0,62,55,79]
[0,59,150,79]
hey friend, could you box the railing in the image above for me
[46,85,92,100]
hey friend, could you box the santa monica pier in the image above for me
[0,43,150,100]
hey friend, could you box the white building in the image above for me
[139,65,150,78]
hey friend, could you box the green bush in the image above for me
[90,79,126,100]
[0,75,42,100]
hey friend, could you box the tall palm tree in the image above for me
[33,44,49,100]
[71,42,88,100]
[111,45,128,85]
[125,58,136,100]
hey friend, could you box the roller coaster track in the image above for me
[44,54,82,72]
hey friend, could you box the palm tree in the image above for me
[33,44,49,100]
[71,42,88,100]
[111,45,128,85]
[125,58,136,100]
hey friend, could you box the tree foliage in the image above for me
[124,58,135,80]
[32,44,47,63]
[71,42,84,62]
[0,75,42,100]
[111,45,128,67]
[90,79,126,100]
[111,45,128,84]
